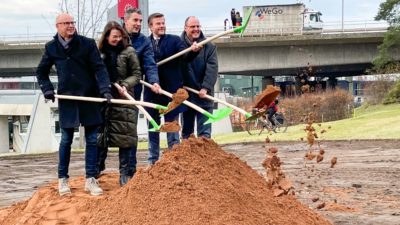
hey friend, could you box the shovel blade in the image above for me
[203,107,233,124]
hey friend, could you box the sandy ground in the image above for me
[0,140,399,225]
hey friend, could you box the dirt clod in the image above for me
[253,85,281,109]
[330,157,337,168]
[159,121,181,132]
[316,154,324,163]
[160,88,189,114]
[317,202,326,209]
[312,197,320,202]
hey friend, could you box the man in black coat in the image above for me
[36,13,112,196]
[181,16,218,139]
[146,13,200,165]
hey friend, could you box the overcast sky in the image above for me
[0,0,386,36]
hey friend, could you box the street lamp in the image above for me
[342,0,344,32]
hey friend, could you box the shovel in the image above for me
[140,81,188,114]
[55,93,164,132]
[113,83,177,132]
[55,94,166,110]
[141,80,232,124]
[156,7,253,66]
[183,86,252,119]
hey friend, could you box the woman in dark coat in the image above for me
[97,21,142,186]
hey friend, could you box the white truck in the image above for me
[243,3,323,35]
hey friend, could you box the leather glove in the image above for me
[103,92,113,104]
[44,90,55,102]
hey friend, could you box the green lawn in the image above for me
[212,103,400,145]
[127,103,400,150]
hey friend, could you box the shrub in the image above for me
[280,89,353,125]
[383,80,400,104]
[363,75,395,105]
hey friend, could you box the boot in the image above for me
[119,175,131,186]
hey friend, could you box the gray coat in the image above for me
[181,31,218,108]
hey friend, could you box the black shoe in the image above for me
[119,175,131,186]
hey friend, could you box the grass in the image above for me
[72,103,400,152]
[212,103,400,144]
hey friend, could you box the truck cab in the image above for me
[303,9,323,30]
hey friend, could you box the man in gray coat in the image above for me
[36,13,112,196]
[181,16,218,139]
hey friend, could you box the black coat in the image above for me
[181,32,218,108]
[36,33,111,128]
[144,34,197,109]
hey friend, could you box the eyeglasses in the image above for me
[57,21,76,26]
[188,25,201,29]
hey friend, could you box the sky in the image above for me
[0,0,386,37]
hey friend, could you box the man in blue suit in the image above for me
[146,13,201,165]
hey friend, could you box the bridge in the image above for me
[214,32,391,77]
[0,30,394,79]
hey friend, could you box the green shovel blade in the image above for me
[155,104,168,111]
[148,119,160,132]
[203,107,233,125]
[233,7,253,34]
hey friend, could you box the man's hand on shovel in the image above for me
[199,88,208,98]
[151,83,162,94]
[190,41,202,52]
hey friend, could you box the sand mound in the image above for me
[0,137,331,225]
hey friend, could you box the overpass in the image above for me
[214,32,393,77]
[0,31,395,78]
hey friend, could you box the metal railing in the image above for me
[0,20,389,45]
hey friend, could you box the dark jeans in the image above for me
[267,108,276,126]
[147,107,180,164]
[97,146,137,177]
[58,125,98,179]
[181,107,212,139]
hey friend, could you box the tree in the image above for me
[373,0,400,73]
[59,0,113,38]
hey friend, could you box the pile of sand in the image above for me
[0,137,331,225]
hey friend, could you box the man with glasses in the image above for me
[181,16,218,139]
[36,13,112,196]
[146,13,200,165]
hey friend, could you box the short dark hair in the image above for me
[124,7,142,20]
[148,13,164,26]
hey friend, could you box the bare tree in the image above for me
[59,0,113,38]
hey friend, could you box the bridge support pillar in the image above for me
[262,76,275,90]
[0,116,9,153]
[214,76,221,92]
[328,77,338,89]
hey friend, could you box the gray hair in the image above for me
[184,16,197,26]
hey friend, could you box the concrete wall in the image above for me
[0,116,8,153]
[22,94,58,154]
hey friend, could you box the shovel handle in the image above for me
[140,80,209,116]
[113,83,160,129]
[156,29,235,66]
[140,80,173,98]
[183,86,251,118]
[156,8,253,67]
[55,94,141,106]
